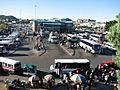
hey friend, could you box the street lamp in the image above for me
[19,9,22,31]
[34,5,37,20]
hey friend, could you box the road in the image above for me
[0,36,114,90]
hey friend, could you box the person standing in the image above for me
[4,79,9,90]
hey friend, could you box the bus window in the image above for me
[3,62,7,67]
[8,64,13,68]
[93,45,101,50]
[58,63,90,69]
[0,47,2,52]
[0,62,2,66]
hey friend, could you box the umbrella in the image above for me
[80,75,87,83]
[70,74,86,83]
[28,75,39,82]
[103,60,114,64]
[44,74,53,81]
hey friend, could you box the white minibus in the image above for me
[0,57,23,74]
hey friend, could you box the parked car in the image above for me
[23,64,37,76]
[48,35,59,44]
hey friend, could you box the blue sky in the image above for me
[0,0,120,22]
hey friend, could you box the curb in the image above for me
[59,45,74,56]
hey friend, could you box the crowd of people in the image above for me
[92,61,117,84]
[3,61,119,90]
[4,74,55,89]
[60,61,119,89]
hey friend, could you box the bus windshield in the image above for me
[14,62,21,68]
[0,47,3,52]
[93,44,101,50]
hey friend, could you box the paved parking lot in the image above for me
[0,36,114,90]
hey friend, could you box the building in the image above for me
[77,19,96,23]
[93,22,106,31]
[75,19,105,31]
[32,18,74,33]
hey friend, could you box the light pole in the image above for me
[20,9,22,20]
[34,5,37,20]
[19,9,22,32]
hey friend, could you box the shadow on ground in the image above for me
[36,70,60,79]
[16,47,31,51]
[93,48,116,56]
[8,54,29,57]
[0,70,10,76]
[9,87,30,90]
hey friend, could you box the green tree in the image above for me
[108,13,120,84]
[105,20,117,31]
[0,22,8,31]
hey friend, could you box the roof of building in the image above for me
[33,18,73,24]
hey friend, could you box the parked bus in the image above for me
[0,40,16,50]
[89,34,106,43]
[48,33,59,44]
[8,31,21,43]
[104,42,116,53]
[79,39,103,54]
[0,46,9,55]
[50,59,90,78]
[0,57,23,74]
[66,34,76,40]
[66,34,80,44]
[8,31,20,39]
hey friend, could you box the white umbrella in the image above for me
[71,74,87,83]
[44,74,53,81]
[70,74,82,82]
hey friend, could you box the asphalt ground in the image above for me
[0,36,115,90]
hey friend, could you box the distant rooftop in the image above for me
[33,18,73,23]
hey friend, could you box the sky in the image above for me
[0,0,120,22]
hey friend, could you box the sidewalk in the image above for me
[59,44,75,56]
